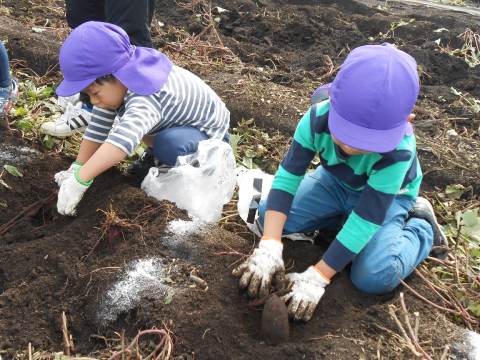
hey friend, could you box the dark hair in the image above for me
[95,74,115,85]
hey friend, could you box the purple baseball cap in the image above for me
[328,43,419,153]
[56,21,173,97]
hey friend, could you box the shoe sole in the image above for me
[39,127,87,137]
[416,197,449,248]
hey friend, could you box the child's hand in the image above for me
[232,239,285,299]
[54,162,83,186]
[57,168,92,216]
[280,266,330,322]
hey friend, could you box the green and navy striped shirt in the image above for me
[266,100,422,271]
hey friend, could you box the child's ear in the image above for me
[407,114,415,122]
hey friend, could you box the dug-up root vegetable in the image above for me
[259,294,290,346]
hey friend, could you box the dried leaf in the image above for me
[162,277,173,283]
[31,27,46,33]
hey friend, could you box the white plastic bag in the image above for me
[236,168,314,243]
[141,139,236,222]
[236,168,274,236]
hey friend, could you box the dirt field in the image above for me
[1,0,480,359]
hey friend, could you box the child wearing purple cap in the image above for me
[233,43,448,324]
[53,22,230,216]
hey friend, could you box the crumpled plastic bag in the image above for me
[141,139,236,222]
[236,168,274,237]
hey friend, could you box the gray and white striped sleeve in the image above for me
[83,106,116,144]
[104,95,161,156]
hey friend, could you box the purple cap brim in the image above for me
[310,83,331,104]
[328,102,410,153]
[56,77,97,97]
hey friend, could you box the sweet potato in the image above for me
[259,294,290,345]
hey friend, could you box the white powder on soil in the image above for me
[467,330,480,360]
[0,144,38,166]
[95,257,173,326]
[167,216,209,236]
[451,328,480,360]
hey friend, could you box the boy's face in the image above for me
[331,134,373,156]
[82,77,127,110]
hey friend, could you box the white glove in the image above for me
[57,169,92,216]
[280,266,330,322]
[232,239,285,298]
[54,162,83,186]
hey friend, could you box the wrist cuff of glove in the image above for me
[74,168,93,186]
[261,236,283,245]
[73,162,84,166]
[311,265,331,283]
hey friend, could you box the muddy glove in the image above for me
[280,266,330,322]
[232,237,285,299]
[57,168,92,216]
[54,162,83,186]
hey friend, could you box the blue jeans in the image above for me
[0,40,10,88]
[258,166,433,295]
[152,126,230,166]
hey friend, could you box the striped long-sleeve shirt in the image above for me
[266,100,422,271]
[83,65,230,155]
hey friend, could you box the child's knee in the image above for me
[350,257,402,295]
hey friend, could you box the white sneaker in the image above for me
[40,102,92,136]
[57,93,81,109]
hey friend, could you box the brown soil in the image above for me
[1,0,479,359]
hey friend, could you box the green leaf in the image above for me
[468,302,480,316]
[44,134,55,149]
[214,17,221,23]
[460,208,479,227]
[245,118,254,125]
[31,27,46,33]
[242,156,252,169]
[15,107,28,116]
[4,165,23,177]
[0,202,6,207]
[471,104,480,113]
[230,134,240,155]
[450,87,461,96]
[162,277,173,283]
[470,249,480,259]
[445,184,465,199]
[165,290,176,304]
[15,120,33,130]
[409,18,416,22]
[38,87,53,98]
[244,149,256,158]
[0,179,11,189]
